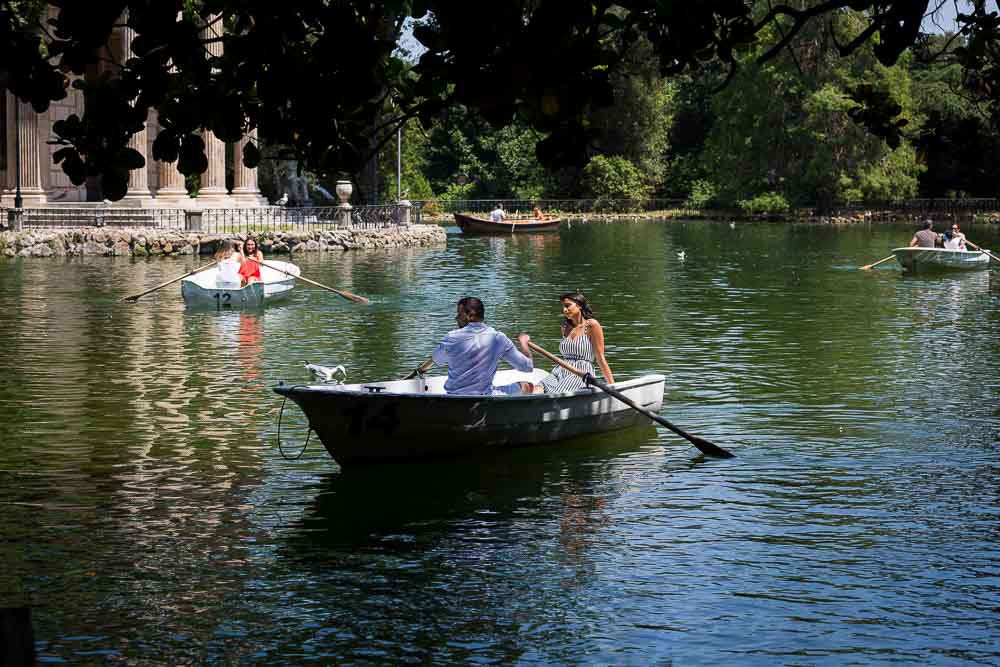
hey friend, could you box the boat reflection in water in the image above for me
[282,426,660,553]
[899,267,992,319]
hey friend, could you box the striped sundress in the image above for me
[539,326,596,394]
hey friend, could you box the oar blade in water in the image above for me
[685,433,735,458]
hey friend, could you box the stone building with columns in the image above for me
[0,9,268,209]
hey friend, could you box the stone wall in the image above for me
[0,225,446,259]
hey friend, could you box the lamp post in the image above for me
[396,123,401,201]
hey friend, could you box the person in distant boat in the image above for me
[943,223,967,251]
[521,292,615,394]
[533,205,546,221]
[242,237,264,262]
[214,239,243,288]
[489,203,507,223]
[239,237,263,286]
[909,219,941,248]
[431,296,533,395]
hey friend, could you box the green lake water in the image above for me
[1,219,998,664]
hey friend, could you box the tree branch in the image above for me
[756,0,857,63]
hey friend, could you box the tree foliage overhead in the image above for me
[0,1,989,200]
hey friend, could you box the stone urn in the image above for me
[335,180,353,206]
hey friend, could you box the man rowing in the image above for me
[909,219,940,248]
[489,203,507,223]
[429,296,533,395]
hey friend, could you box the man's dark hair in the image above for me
[458,296,485,321]
[923,219,934,230]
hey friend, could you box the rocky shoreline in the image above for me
[0,224,446,259]
[423,209,1000,224]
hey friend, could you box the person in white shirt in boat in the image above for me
[943,223,967,250]
[214,239,243,288]
[431,297,533,395]
[489,203,507,223]
[909,219,941,248]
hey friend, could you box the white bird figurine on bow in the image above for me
[276,192,289,206]
[304,362,346,383]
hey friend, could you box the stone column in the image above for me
[199,128,228,199]
[2,92,11,197]
[196,16,230,206]
[151,14,191,207]
[230,129,268,206]
[5,92,46,205]
[153,116,191,205]
[120,17,152,202]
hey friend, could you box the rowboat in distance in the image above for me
[892,247,991,272]
[454,212,563,234]
[273,368,666,466]
[181,259,300,306]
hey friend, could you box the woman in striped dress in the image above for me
[528,292,615,393]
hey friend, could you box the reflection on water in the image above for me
[1,221,998,663]
[286,427,659,553]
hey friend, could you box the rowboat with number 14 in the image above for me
[273,368,665,466]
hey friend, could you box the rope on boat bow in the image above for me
[276,387,313,460]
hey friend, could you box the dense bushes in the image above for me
[582,156,650,212]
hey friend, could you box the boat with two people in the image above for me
[181,259,301,307]
[454,212,563,234]
[274,339,733,466]
[891,247,991,272]
[274,367,666,466]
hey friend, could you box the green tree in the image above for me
[909,32,1000,197]
[589,36,675,193]
[582,155,649,211]
[695,11,923,210]
[0,1,952,199]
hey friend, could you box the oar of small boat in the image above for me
[527,341,734,458]
[860,254,896,271]
[260,261,370,304]
[119,260,219,302]
[403,357,434,380]
[965,240,1000,264]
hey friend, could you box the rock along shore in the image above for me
[0,224,446,259]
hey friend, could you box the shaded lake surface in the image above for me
[1,219,999,664]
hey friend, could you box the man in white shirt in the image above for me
[432,297,532,395]
[489,203,506,223]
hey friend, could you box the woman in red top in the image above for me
[239,238,263,286]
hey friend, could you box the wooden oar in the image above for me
[261,261,370,304]
[120,260,219,302]
[860,254,896,271]
[403,357,434,379]
[965,240,1000,264]
[527,340,735,458]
